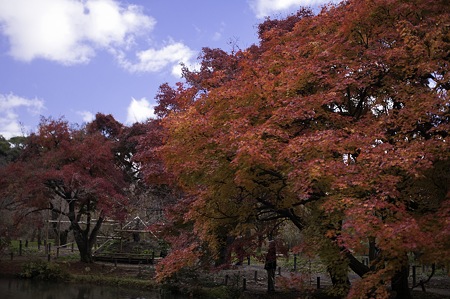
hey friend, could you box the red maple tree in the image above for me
[144,0,449,297]
[2,116,129,262]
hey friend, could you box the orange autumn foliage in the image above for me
[139,0,449,297]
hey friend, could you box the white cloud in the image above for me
[0,0,155,65]
[212,21,226,42]
[248,0,338,18]
[212,31,222,41]
[171,60,202,79]
[0,0,195,76]
[0,93,45,139]
[117,41,196,76]
[126,97,155,124]
[76,110,95,123]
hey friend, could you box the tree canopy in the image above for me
[148,0,450,297]
[1,116,131,262]
[0,135,26,166]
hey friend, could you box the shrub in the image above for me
[20,259,69,281]
[191,285,241,299]
[0,237,9,257]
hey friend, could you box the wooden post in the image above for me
[38,228,42,249]
[278,266,281,275]
[317,277,321,289]
[25,240,28,248]
[46,208,49,254]
[309,259,312,285]
[243,278,247,291]
[420,281,426,292]
[57,206,61,247]
[254,270,258,282]
[247,256,251,265]
[294,254,297,272]
[412,266,417,287]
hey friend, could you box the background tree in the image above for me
[0,135,27,255]
[0,135,26,166]
[134,84,207,279]
[3,117,129,262]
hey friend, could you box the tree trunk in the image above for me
[391,264,412,299]
[67,198,104,263]
[346,251,370,277]
[215,235,234,267]
[72,226,94,263]
[368,237,377,265]
[71,221,102,263]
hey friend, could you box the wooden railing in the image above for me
[93,252,160,264]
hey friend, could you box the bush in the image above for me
[20,259,69,281]
[192,285,241,299]
[0,237,9,257]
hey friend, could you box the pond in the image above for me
[0,278,186,299]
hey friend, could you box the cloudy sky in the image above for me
[0,0,336,138]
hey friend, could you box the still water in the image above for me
[0,278,186,299]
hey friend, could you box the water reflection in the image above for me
[0,278,185,299]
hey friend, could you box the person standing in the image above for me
[264,240,277,293]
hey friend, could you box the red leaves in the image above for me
[134,0,450,293]
[7,117,129,217]
[155,243,201,282]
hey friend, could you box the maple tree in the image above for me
[1,116,130,262]
[133,84,208,278]
[144,0,449,297]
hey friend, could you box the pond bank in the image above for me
[0,258,286,298]
[1,258,449,299]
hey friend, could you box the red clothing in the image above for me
[264,242,277,270]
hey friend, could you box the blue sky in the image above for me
[0,0,335,138]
